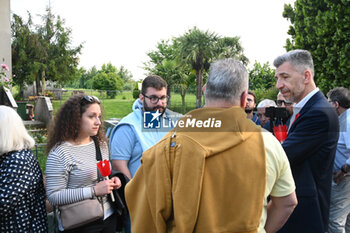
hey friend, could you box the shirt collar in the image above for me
[293,88,319,115]
[339,108,350,121]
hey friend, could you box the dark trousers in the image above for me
[60,212,117,233]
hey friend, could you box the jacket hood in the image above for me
[175,107,261,158]
[132,98,143,113]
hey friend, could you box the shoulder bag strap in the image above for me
[92,137,103,181]
[92,136,102,161]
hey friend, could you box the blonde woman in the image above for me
[0,105,48,232]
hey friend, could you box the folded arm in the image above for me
[265,192,298,233]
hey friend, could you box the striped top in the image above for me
[46,140,114,229]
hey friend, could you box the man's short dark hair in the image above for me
[248,90,257,104]
[327,87,350,109]
[141,75,167,94]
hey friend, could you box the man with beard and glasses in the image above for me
[110,75,179,233]
[246,90,261,125]
[110,75,179,180]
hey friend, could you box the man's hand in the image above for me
[333,170,346,184]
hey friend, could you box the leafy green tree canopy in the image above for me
[283,0,350,93]
[176,27,248,108]
[11,7,82,95]
[248,61,276,90]
[92,71,124,99]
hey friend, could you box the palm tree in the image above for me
[177,27,248,108]
[177,27,218,108]
[217,37,249,65]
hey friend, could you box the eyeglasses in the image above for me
[276,100,293,107]
[143,94,168,104]
[81,95,100,104]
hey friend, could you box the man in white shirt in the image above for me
[274,49,339,233]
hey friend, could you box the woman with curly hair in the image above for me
[0,105,48,232]
[46,94,121,233]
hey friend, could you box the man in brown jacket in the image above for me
[125,58,297,233]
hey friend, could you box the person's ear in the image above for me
[241,91,247,108]
[139,93,144,101]
[334,101,340,109]
[304,70,312,84]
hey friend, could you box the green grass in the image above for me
[52,89,198,119]
[52,90,135,119]
[33,88,198,172]
[35,148,47,173]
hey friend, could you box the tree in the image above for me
[176,27,218,108]
[11,7,82,95]
[92,71,124,99]
[145,40,180,107]
[67,67,86,88]
[117,66,133,83]
[11,13,44,95]
[145,39,195,109]
[176,27,248,108]
[100,62,117,74]
[82,66,98,89]
[217,37,249,64]
[248,61,276,90]
[283,0,350,93]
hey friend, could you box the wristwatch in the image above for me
[91,186,97,198]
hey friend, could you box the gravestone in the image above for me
[34,96,53,125]
[0,86,17,110]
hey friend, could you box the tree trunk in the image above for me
[20,86,24,99]
[35,76,42,96]
[195,69,203,108]
[41,71,46,95]
[181,92,186,106]
[180,85,188,113]
[167,85,171,108]
[181,93,186,113]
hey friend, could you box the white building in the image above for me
[0,0,12,80]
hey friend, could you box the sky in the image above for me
[10,0,295,80]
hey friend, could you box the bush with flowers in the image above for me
[0,63,12,89]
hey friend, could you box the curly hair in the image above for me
[46,94,106,153]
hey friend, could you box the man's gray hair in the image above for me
[273,49,314,77]
[205,58,248,104]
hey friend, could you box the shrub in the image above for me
[132,82,140,99]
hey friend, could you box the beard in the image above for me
[143,100,166,115]
[245,107,254,114]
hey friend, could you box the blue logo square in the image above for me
[144,111,161,129]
